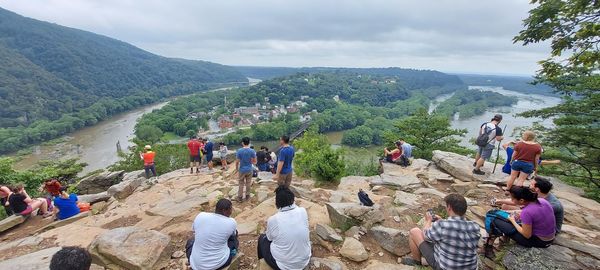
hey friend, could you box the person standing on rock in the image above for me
[274,135,295,187]
[257,146,269,172]
[473,114,504,175]
[403,193,480,270]
[258,186,311,270]
[235,137,256,202]
[187,199,239,270]
[219,142,229,170]
[203,138,215,172]
[188,136,202,174]
[139,145,157,179]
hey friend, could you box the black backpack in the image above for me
[358,190,374,207]
[475,122,496,147]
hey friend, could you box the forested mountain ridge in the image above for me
[0,7,246,153]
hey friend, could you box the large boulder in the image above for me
[77,170,125,194]
[0,247,61,269]
[211,150,236,164]
[451,181,478,195]
[89,227,170,270]
[315,223,343,242]
[146,193,209,218]
[502,244,583,270]
[432,150,480,182]
[339,237,369,262]
[107,170,145,200]
[370,225,410,256]
[365,260,415,270]
[326,203,384,231]
[368,174,422,191]
[394,191,420,208]
[0,215,25,233]
[554,235,600,260]
[79,191,112,204]
[310,257,347,270]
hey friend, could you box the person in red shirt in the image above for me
[139,145,157,179]
[187,136,202,174]
[506,131,542,190]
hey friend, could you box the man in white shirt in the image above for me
[186,199,238,270]
[258,186,311,270]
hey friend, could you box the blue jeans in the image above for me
[144,164,157,178]
[511,160,534,174]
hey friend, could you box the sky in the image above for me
[2,0,549,76]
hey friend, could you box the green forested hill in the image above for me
[0,7,246,153]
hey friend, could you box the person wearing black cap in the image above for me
[473,114,503,175]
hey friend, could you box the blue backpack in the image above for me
[358,190,374,207]
[485,209,513,236]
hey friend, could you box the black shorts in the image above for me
[190,155,201,162]
[419,241,440,270]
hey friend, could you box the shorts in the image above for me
[190,155,201,162]
[478,144,495,160]
[418,241,440,270]
[205,153,213,162]
[511,160,534,174]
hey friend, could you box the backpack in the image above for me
[484,209,512,236]
[358,190,374,207]
[475,122,497,147]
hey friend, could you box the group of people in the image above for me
[187,136,221,174]
[0,178,82,221]
[382,138,413,167]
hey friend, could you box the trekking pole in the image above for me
[492,124,508,174]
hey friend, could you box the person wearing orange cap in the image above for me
[140,145,157,179]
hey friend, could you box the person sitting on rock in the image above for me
[484,186,556,258]
[52,186,80,220]
[0,185,13,216]
[505,131,542,190]
[403,193,480,270]
[258,185,311,270]
[50,246,92,270]
[491,176,563,234]
[187,198,239,270]
[382,140,403,163]
[8,183,52,217]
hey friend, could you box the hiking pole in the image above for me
[492,124,508,174]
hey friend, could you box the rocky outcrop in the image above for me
[0,215,25,233]
[432,150,479,182]
[89,227,170,270]
[316,223,343,242]
[310,257,347,270]
[326,203,384,231]
[107,170,145,200]
[77,170,125,194]
[364,261,415,270]
[211,150,236,164]
[370,225,410,256]
[502,245,588,270]
[78,191,112,204]
[339,237,369,262]
[0,247,61,269]
[368,167,422,191]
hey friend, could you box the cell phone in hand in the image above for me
[428,208,438,222]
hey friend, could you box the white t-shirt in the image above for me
[480,122,502,146]
[266,205,311,270]
[190,212,237,270]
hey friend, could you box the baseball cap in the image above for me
[144,145,152,150]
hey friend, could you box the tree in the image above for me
[294,130,345,184]
[384,109,471,160]
[515,0,600,199]
[135,125,163,144]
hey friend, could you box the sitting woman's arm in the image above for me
[509,215,532,238]
[22,190,33,204]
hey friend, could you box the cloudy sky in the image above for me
[2,0,548,75]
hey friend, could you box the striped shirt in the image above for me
[424,216,480,270]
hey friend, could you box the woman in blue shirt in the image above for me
[53,187,80,220]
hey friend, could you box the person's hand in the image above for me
[425,211,433,222]
[433,215,442,221]
[508,214,516,223]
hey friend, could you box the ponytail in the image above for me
[509,186,539,203]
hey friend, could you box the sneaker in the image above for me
[190,168,193,174]
[401,257,422,266]
[473,169,485,175]
[484,244,495,259]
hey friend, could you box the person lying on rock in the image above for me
[484,186,556,258]
[52,186,80,221]
[0,185,13,216]
[50,246,92,270]
[403,193,480,270]
[258,185,311,270]
[8,183,52,218]
[187,198,239,270]
[491,176,563,234]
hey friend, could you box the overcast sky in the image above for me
[2,0,548,75]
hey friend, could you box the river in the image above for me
[8,85,560,173]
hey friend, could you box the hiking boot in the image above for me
[401,257,422,266]
[245,195,251,201]
[484,244,495,259]
[236,197,243,203]
[473,168,485,175]
[190,168,194,174]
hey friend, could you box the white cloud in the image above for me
[1,0,549,75]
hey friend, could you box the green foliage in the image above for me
[384,109,472,160]
[434,89,517,119]
[135,125,164,144]
[514,0,600,200]
[294,130,345,183]
[110,144,190,175]
[0,8,245,153]
[344,157,380,177]
[0,158,85,198]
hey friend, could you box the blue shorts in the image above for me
[205,154,213,162]
[511,160,534,174]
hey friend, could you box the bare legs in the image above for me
[408,228,425,261]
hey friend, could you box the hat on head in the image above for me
[492,114,503,121]
[144,145,152,150]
